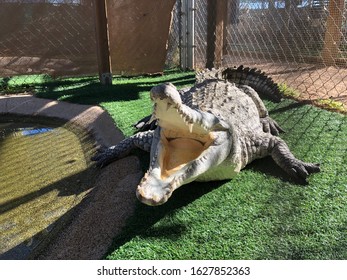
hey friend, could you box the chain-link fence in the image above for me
[0,0,180,93]
[1,0,346,112]
[190,0,347,111]
[0,0,98,93]
[166,0,181,69]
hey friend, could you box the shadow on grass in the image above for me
[105,179,226,257]
[104,155,308,259]
[33,72,196,105]
[268,101,308,115]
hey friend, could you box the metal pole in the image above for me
[180,0,188,69]
[187,0,195,69]
[322,0,345,65]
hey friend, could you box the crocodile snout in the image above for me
[136,184,173,206]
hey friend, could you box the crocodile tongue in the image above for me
[161,138,204,178]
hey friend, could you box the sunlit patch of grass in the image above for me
[279,83,346,114]
[316,99,346,113]
[278,83,301,99]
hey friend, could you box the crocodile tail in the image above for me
[222,65,282,102]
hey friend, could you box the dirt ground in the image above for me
[244,62,347,110]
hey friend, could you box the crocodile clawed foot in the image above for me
[286,160,320,185]
[271,138,320,184]
[91,146,117,168]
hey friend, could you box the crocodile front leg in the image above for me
[133,115,157,131]
[92,130,154,167]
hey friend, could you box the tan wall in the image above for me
[106,0,176,75]
[0,2,98,77]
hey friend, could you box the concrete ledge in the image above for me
[0,95,143,259]
[0,95,123,147]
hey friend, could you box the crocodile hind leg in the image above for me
[265,136,320,184]
[250,134,320,183]
[239,85,284,136]
[92,130,154,167]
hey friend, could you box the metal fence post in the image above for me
[180,0,188,69]
[94,0,112,85]
[180,0,195,70]
[187,0,195,69]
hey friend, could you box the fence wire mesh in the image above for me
[165,0,181,69]
[0,0,346,113]
[0,0,98,93]
[192,0,347,111]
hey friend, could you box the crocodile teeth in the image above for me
[183,115,192,124]
[188,123,194,133]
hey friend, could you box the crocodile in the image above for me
[92,66,320,206]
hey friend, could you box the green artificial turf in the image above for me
[4,71,346,259]
[104,99,347,260]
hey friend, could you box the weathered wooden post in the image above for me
[94,0,112,85]
[206,0,228,69]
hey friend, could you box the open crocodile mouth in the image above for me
[136,100,215,206]
[136,123,214,206]
[159,128,213,179]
